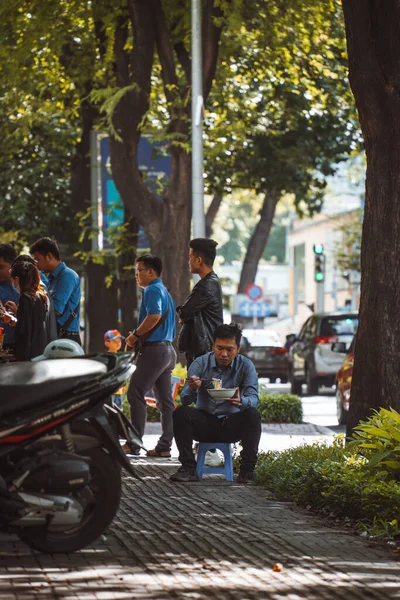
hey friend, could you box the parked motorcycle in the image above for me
[0,351,142,553]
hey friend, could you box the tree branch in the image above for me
[149,0,179,107]
[174,40,191,82]
[206,193,223,237]
[113,16,130,87]
[202,0,224,102]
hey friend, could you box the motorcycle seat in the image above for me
[0,358,108,418]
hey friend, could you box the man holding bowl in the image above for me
[170,323,261,484]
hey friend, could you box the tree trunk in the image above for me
[118,208,138,334]
[342,0,400,434]
[110,136,192,305]
[86,263,119,352]
[238,190,279,293]
[206,194,223,237]
[106,0,223,309]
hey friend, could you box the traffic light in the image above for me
[313,244,325,283]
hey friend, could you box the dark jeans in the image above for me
[173,405,261,472]
[127,344,177,450]
[58,330,82,345]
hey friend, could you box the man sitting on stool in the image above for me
[170,323,261,484]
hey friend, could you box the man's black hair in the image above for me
[0,243,17,264]
[213,323,242,346]
[30,237,61,261]
[136,254,163,276]
[189,238,218,267]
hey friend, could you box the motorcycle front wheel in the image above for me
[17,446,121,553]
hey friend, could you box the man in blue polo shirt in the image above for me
[125,254,176,457]
[30,237,81,345]
[0,244,19,351]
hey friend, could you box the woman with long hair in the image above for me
[8,261,50,360]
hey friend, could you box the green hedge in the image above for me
[259,393,303,423]
[255,438,400,538]
[144,391,303,423]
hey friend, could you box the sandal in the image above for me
[146,447,171,458]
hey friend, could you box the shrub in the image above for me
[348,407,400,478]
[258,393,303,423]
[255,437,400,538]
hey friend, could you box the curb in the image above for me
[261,422,336,436]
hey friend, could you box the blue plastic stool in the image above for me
[196,442,234,481]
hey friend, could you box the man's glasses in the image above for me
[135,268,150,274]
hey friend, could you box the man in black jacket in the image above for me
[177,238,223,366]
[177,239,224,467]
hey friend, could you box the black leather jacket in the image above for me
[176,271,223,357]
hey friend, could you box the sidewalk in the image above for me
[143,420,336,455]
[1,456,399,599]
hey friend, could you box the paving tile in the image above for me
[0,459,398,599]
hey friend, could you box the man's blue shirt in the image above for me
[138,278,176,342]
[181,352,259,416]
[47,262,81,332]
[0,282,19,344]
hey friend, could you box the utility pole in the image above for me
[313,244,325,313]
[191,0,205,239]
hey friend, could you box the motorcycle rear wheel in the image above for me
[17,446,121,553]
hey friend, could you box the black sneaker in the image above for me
[170,466,199,482]
[236,471,256,484]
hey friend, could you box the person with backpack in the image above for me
[30,237,81,345]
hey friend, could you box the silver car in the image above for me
[241,329,289,382]
[288,312,358,395]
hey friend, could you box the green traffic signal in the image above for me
[314,251,325,282]
[313,243,324,255]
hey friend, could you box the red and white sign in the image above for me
[245,284,263,302]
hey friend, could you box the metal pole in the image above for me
[191,0,205,238]
[316,282,325,313]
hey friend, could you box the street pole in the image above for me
[316,282,325,313]
[191,0,205,239]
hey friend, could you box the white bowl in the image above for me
[207,388,236,400]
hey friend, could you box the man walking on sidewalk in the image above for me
[125,254,176,457]
[171,323,261,484]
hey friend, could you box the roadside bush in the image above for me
[258,393,303,423]
[256,437,400,538]
[348,407,400,478]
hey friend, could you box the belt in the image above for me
[142,341,173,347]
[60,330,79,337]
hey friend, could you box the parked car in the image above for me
[240,329,289,382]
[288,312,358,395]
[335,336,355,425]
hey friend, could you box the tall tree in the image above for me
[104,0,234,305]
[342,0,400,431]
[205,0,360,291]
[0,0,137,350]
